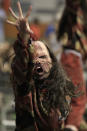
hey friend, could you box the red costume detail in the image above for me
[61,52,86,128]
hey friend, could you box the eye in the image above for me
[39,55,47,59]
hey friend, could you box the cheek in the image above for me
[42,61,52,72]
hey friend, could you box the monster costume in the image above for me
[11,32,79,131]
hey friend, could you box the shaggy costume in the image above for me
[11,32,80,131]
[57,0,87,130]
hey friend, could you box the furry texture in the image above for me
[33,46,79,119]
[11,39,80,130]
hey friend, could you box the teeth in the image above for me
[37,66,40,69]
[36,66,43,73]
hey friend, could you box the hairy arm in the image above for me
[7,2,37,96]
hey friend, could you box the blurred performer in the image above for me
[57,0,87,130]
[7,2,81,131]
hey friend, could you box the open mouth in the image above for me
[34,62,44,75]
[36,66,44,76]
[36,66,43,73]
[34,62,50,79]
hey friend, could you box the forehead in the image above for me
[32,41,49,53]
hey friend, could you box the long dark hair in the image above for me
[81,0,87,35]
[34,46,80,118]
[57,8,77,41]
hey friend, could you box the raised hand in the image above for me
[7,2,34,85]
[7,1,33,38]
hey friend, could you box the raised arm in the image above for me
[8,2,36,87]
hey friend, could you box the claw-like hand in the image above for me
[6,1,33,38]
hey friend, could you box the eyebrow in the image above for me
[39,55,47,58]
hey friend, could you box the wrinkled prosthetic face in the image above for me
[32,41,52,79]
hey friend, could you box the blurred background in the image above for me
[0,0,87,131]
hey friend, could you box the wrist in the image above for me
[19,32,30,43]
[18,31,38,43]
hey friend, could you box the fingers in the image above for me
[6,20,18,26]
[25,22,32,33]
[9,7,18,20]
[25,5,32,20]
[17,1,23,18]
